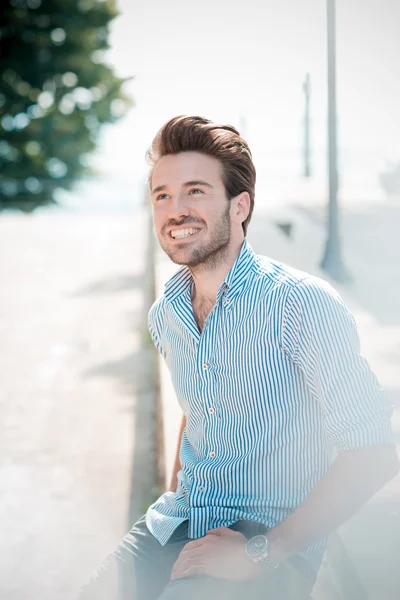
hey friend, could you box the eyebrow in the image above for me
[151,180,214,195]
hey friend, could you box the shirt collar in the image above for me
[164,239,257,304]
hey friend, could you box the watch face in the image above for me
[246,535,268,559]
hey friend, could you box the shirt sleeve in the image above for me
[148,296,167,359]
[282,276,394,452]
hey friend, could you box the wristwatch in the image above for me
[245,535,279,569]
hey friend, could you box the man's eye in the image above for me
[156,193,169,201]
[188,188,203,195]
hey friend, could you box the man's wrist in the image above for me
[245,534,282,570]
[265,533,290,565]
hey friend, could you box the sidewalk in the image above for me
[0,206,157,600]
[153,197,400,599]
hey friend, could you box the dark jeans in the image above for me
[77,515,316,600]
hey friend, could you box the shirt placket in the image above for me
[193,304,220,496]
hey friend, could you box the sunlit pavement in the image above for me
[0,207,156,600]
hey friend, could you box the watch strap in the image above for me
[254,554,279,569]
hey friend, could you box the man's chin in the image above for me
[163,246,193,266]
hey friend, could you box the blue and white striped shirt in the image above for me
[146,239,393,564]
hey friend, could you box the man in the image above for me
[79,116,398,600]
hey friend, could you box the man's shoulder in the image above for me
[254,254,313,290]
[254,255,340,305]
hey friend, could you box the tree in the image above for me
[0,0,133,212]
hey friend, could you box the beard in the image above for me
[161,203,232,271]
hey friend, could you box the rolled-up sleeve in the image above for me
[282,276,394,452]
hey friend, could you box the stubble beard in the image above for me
[164,204,232,272]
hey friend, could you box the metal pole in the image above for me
[320,0,350,282]
[303,73,311,178]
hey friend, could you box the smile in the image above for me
[169,228,201,240]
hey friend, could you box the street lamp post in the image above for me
[320,0,351,282]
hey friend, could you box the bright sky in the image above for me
[94,0,400,184]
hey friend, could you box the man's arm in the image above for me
[168,415,186,492]
[272,277,399,562]
[267,443,399,563]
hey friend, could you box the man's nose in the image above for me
[168,193,189,219]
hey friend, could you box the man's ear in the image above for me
[232,192,250,226]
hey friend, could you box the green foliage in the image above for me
[0,0,133,212]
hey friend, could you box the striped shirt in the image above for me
[146,239,393,564]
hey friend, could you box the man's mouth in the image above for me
[169,228,201,240]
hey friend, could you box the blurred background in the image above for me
[1,0,399,599]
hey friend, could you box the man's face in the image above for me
[151,152,233,269]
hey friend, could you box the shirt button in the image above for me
[199,486,205,492]
[225,297,230,303]
[203,363,208,370]
[208,408,215,414]
[209,451,215,458]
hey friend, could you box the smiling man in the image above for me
[150,148,247,334]
[78,116,398,600]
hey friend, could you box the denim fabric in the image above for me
[77,515,316,600]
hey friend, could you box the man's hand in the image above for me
[170,526,261,581]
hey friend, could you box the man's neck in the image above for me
[190,239,244,303]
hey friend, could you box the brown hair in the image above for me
[146,115,256,236]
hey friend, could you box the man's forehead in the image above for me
[152,152,223,186]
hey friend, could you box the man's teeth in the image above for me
[170,228,200,239]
